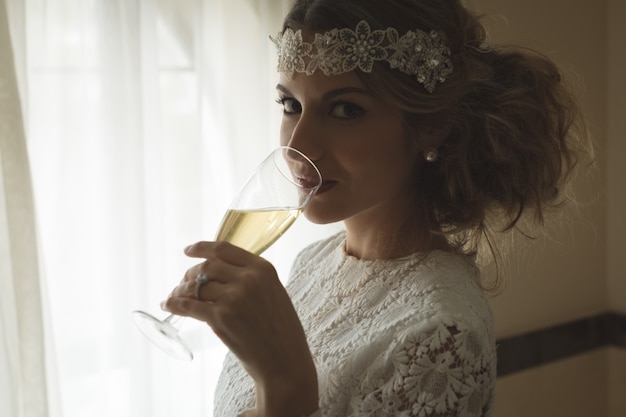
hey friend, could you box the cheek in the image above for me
[352,135,419,186]
[350,127,416,168]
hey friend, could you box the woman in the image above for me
[162,0,591,416]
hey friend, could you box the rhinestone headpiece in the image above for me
[271,20,453,93]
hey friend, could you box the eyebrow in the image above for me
[275,83,374,101]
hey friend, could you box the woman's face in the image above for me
[277,70,424,226]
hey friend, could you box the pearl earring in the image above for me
[424,148,439,162]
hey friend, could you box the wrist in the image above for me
[254,371,319,417]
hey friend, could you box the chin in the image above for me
[303,205,345,225]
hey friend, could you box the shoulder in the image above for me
[378,250,489,326]
[321,271,497,416]
[361,251,495,377]
[349,254,496,415]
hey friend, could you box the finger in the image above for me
[184,241,257,266]
[195,277,229,303]
[161,285,227,319]
[171,258,240,298]
[160,293,209,318]
[193,257,241,285]
[165,276,227,304]
[178,257,231,286]
[189,272,231,302]
[165,299,228,341]
[180,261,207,284]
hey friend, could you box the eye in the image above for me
[329,102,365,119]
[276,97,302,114]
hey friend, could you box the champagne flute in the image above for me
[132,146,322,361]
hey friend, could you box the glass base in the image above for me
[132,310,194,361]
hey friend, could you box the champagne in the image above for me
[215,208,301,255]
[132,147,320,362]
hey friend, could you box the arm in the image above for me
[352,318,495,416]
[162,241,319,417]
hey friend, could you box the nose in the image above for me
[281,110,323,164]
[281,147,322,190]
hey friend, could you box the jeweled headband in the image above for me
[271,20,453,93]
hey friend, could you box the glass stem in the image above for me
[164,314,183,329]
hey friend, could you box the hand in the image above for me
[161,241,318,416]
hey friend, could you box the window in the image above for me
[11,1,334,416]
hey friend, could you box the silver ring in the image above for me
[195,273,210,300]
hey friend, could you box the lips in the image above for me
[296,176,321,190]
[295,175,336,195]
[316,180,337,195]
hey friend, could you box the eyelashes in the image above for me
[275,96,366,119]
[275,96,301,114]
[330,102,365,118]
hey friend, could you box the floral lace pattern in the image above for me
[271,20,453,93]
[214,232,496,417]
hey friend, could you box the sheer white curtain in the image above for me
[0,0,48,416]
[2,0,339,416]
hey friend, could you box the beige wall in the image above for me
[467,0,608,338]
[494,349,609,417]
[465,0,625,416]
[607,0,626,315]
[606,0,626,416]
[609,348,626,417]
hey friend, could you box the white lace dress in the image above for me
[214,231,496,417]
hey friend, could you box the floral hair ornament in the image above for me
[271,20,453,93]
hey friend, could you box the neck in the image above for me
[343,208,451,260]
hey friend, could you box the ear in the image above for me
[418,124,452,149]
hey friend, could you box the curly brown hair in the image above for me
[282,0,593,286]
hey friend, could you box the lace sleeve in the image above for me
[354,318,495,417]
